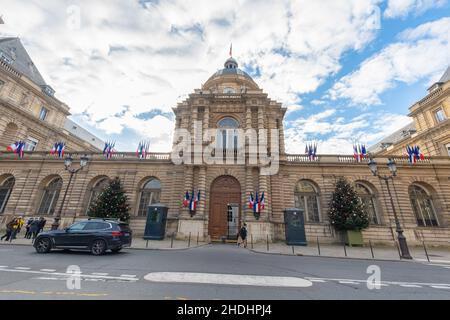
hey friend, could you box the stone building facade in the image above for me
[370,66,450,158]
[1,40,450,246]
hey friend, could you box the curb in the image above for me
[0,241,209,251]
[247,248,419,263]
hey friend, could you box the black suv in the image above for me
[33,219,132,255]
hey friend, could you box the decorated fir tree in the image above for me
[328,177,369,231]
[88,177,130,222]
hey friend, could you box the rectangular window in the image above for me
[435,108,446,123]
[39,106,48,121]
[24,137,38,151]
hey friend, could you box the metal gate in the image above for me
[284,208,307,246]
[227,204,239,239]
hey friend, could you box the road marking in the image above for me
[309,279,326,283]
[36,277,61,281]
[0,267,138,281]
[339,281,360,285]
[120,274,137,278]
[0,266,8,268]
[0,289,108,297]
[91,273,109,276]
[144,272,313,288]
[430,286,450,290]
[40,269,56,272]
[400,284,422,288]
[305,277,450,289]
[14,267,31,270]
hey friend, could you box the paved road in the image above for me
[0,244,449,300]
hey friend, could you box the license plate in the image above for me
[124,233,130,236]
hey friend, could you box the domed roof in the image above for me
[205,57,257,86]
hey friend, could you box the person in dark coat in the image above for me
[38,217,47,233]
[1,218,16,241]
[30,219,41,240]
[25,218,34,239]
[238,223,248,248]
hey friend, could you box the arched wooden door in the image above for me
[209,176,241,241]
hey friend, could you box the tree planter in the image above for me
[346,230,364,247]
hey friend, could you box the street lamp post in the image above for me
[368,157,412,259]
[51,154,89,230]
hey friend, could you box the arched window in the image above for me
[2,122,18,144]
[217,117,239,151]
[137,178,161,216]
[0,177,15,214]
[38,178,63,215]
[85,178,110,215]
[355,183,379,225]
[409,185,439,227]
[294,181,320,222]
[223,87,236,94]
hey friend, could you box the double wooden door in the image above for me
[209,176,241,240]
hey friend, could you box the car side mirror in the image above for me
[64,227,70,232]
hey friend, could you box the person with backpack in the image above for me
[238,223,248,248]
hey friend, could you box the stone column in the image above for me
[245,166,254,222]
[181,165,194,219]
[258,171,270,221]
[197,166,206,219]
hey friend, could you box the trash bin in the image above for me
[284,208,307,246]
[143,204,168,240]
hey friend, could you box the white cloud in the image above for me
[284,111,411,154]
[384,0,447,19]
[0,0,385,151]
[329,17,450,105]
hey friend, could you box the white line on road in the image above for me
[400,285,422,288]
[40,269,56,272]
[144,272,313,288]
[14,267,31,270]
[339,281,360,285]
[430,286,450,290]
[305,276,450,288]
[120,275,137,278]
[309,279,326,283]
[0,266,8,268]
[91,273,109,276]
[0,268,138,281]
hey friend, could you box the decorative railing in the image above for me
[0,59,22,78]
[285,155,320,162]
[0,151,172,161]
[418,87,443,106]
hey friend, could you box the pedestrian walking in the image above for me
[25,217,34,239]
[38,217,47,233]
[12,216,25,240]
[238,223,248,248]
[30,218,41,240]
[1,218,16,241]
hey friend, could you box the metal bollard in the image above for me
[422,241,430,262]
[188,232,191,248]
[197,232,199,245]
[369,240,374,259]
[343,242,347,257]
[317,236,321,256]
[251,234,254,249]
[171,232,174,248]
[146,240,149,248]
[292,246,295,255]
[266,234,269,251]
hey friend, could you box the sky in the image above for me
[1,0,449,154]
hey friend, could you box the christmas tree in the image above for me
[328,177,369,231]
[88,177,130,222]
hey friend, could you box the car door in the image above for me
[57,221,88,247]
[80,222,111,247]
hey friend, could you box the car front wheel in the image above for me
[91,239,106,256]
[35,237,52,254]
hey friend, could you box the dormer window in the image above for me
[0,51,13,65]
[39,106,48,121]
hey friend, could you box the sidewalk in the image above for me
[2,236,450,263]
[249,242,450,263]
